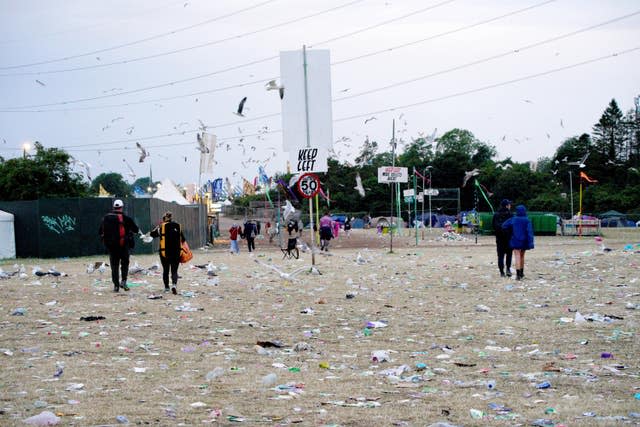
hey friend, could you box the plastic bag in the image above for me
[179,241,193,263]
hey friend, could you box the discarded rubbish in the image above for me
[366,320,388,328]
[23,411,60,426]
[262,373,277,386]
[11,307,26,316]
[371,350,390,363]
[206,367,225,380]
[116,414,129,424]
[535,381,551,389]
[79,316,105,321]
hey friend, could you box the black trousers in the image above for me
[496,240,512,272]
[160,256,180,286]
[108,246,130,287]
[246,237,255,252]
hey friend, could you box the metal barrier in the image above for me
[561,219,601,236]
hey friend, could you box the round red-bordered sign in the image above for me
[297,173,321,199]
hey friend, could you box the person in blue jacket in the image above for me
[502,204,534,280]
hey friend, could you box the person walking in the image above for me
[243,219,257,252]
[344,217,352,238]
[492,199,513,277]
[99,199,139,292]
[149,211,185,294]
[229,223,242,254]
[319,211,333,251]
[502,204,534,280]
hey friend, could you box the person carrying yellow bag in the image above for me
[150,211,185,294]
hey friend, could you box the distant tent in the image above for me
[98,184,112,198]
[153,178,190,205]
[599,210,626,218]
[0,210,16,259]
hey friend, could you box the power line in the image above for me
[3,4,632,115]
[334,46,640,123]
[0,0,279,70]
[334,9,640,101]
[58,46,640,152]
[0,0,364,75]
[0,0,188,45]
[1,0,556,111]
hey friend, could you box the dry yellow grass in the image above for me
[0,228,639,426]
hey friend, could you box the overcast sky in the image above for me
[1,0,639,188]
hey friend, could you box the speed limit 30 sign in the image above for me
[297,173,321,199]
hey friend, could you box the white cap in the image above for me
[113,199,124,208]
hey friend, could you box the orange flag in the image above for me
[579,171,597,183]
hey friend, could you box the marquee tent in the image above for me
[153,178,190,205]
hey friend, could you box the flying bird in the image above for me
[234,97,247,117]
[364,116,377,124]
[253,259,308,282]
[123,159,136,179]
[560,119,564,128]
[462,168,480,187]
[135,142,149,162]
[265,80,285,99]
[35,79,46,86]
[495,163,512,170]
[354,173,365,197]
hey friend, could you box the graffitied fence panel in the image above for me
[0,198,206,258]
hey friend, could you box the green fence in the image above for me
[479,212,558,236]
[0,198,207,258]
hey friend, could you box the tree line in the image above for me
[2,97,638,219]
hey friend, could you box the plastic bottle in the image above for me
[116,414,129,424]
[262,373,277,386]
[536,381,551,389]
[206,367,225,380]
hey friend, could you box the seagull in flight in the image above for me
[123,159,136,179]
[462,168,480,187]
[135,142,149,163]
[254,259,308,282]
[35,79,46,86]
[354,173,365,197]
[234,97,247,117]
[265,80,284,99]
[364,116,377,124]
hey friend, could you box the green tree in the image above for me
[354,136,378,166]
[0,142,88,201]
[592,99,626,161]
[90,173,131,197]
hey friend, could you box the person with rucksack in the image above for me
[98,199,139,292]
[502,204,535,280]
[243,219,257,252]
[149,211,185,294]
[492,199,513,277]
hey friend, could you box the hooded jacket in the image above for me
[502,205,534,250]
[492,206,512,244]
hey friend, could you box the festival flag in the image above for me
[198,133,216,175]
[579,171,597,183]
[258,166,269,185]
[242,178,256,195]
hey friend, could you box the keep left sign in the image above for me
[291,146,328,173]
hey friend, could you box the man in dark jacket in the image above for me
[99,199,139,292]
[492,199,513,277]
[243,219,256,252]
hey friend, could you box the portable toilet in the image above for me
[0,210,16,259]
